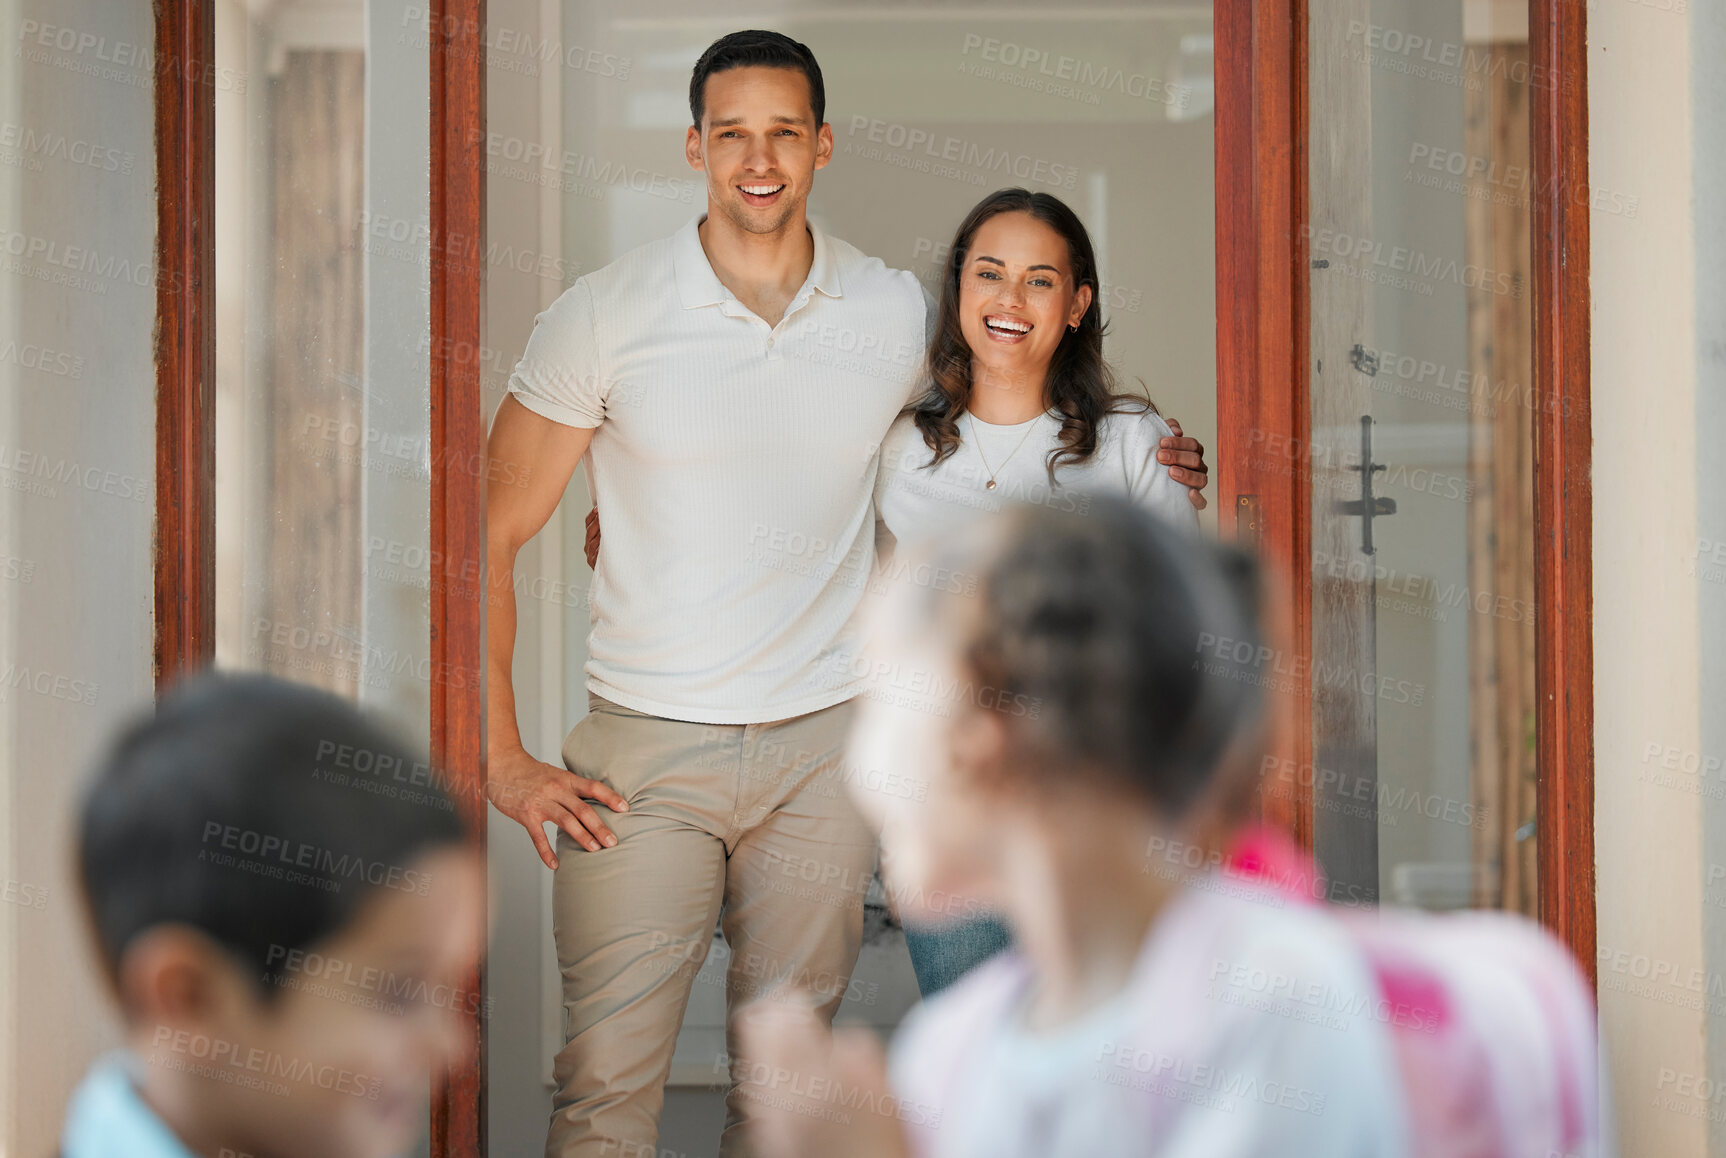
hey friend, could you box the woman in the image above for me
[876,187,1202,996]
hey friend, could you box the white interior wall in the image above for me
[483,4,570,1154]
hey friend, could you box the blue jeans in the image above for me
[903,914,1014,997]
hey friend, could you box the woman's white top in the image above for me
[874,405,1198,556]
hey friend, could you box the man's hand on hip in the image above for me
[1158,417,1211,511]
[487,746,630,869]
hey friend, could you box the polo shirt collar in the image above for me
[672,214,844,312]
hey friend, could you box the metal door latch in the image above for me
[1331,414,1396,555]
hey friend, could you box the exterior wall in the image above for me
[1590,1,1722,1153]
[1695,0,1726,1148]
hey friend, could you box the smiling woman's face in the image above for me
[957,210,1092,387]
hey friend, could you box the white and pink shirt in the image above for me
[888,878,1413,1158]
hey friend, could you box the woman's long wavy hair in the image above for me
[914,188,1154,483]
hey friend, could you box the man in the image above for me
[484,30,1210,1157]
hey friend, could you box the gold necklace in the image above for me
[967,411,1040,491]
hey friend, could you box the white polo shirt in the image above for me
[507,214,929,724]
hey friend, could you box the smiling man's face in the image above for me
[686,65,833,237]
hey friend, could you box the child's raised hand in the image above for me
[736,991,913,1158]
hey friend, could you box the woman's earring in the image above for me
[1068,323,1079,333]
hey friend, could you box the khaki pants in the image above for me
[545,692,875,1158]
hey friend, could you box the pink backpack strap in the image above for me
[1223,822,1324,905]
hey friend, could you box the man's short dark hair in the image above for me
[689,30,825,129]
[78,673,468,999]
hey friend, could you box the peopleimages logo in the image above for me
[1312,550,1535,625]
[3,879,49,910]
[0,227,182,295]
[0,337,84,379]
[1405,142,1639,219]
[735,1059,944,1128]
[17,19,247,93]
[0,443,150,503]
[823,652,1040,719]
[844,116,1080,192]
[1303,224,1519,299]
[1341,19,1573,93]
[468,131,697,205]
[199,822,434,897]
[149,1028,380,1100]
[264,944,488,1017]
[398,7,631,80]
[958,33,1191,109]
[1094,1042,1328,1116]
[0,662,99,706]
[0,121,137,175]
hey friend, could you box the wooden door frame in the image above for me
[1214,0,1596,982]
[153,0,489,1152]
[154,1,1594,1154]
[153,0,215,690]
[1526,0,1595,989]
[1214,0,1311,851]
[428,0,488,1152]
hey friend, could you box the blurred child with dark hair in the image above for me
[739,496,1412,1157]
[62,673,482,1158]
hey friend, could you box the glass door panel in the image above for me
[213,0,433,733]
[1305,0,1537,913]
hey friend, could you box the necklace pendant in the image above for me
[986,479,997,490]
